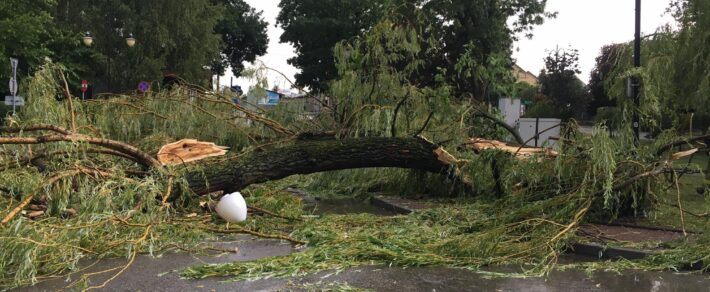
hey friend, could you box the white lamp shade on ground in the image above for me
[215,192,247,222]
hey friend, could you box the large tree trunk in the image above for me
[185,137,458,195]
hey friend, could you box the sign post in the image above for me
[81,80,88,100]
[9,58,18,115]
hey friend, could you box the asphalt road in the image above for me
[18,234,710,292]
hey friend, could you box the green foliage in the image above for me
[538,47,590,120]
[511,82,538,100]
[3,2,710,288]
[0,61,308,289]
[0,0,268,95]
[329,19,460,141]
[594,106,622,130]
[278,0,553,98]
[601,0,710,132]
[277,0,385,92]
[212,0,269,77]
[523,99,556,118]
[0,0,57,95]
[588,44,623,117]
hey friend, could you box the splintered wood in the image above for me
[157,139,229,165]
[466,138,557,160]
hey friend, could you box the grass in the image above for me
[642,174,710,232]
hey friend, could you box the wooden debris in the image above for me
[157,139,229,165]
[434,147,459,165]
[465,138,558,160]
[62,208,78,218]
[27,210,44,219]
[670,148,697,161]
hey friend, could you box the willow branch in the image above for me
[199,226,305,245]
[0,149,143,172]
[59,72,77,133]
[0,134,160,168]
[1,169,84,225]
[413,111,435,137]
[0,124,72,135]
[391,92,411,137]
[472,111,525,144]
[656,134,710,156]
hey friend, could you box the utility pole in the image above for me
[632,0,641,146]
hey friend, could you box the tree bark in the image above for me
[185,137,458,195]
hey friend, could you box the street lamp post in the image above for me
[632,0,641,146]
[81,31,137,93]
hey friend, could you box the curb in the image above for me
[568,242,652,260]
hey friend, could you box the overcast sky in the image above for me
[220,0,676,91]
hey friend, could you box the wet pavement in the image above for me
[18,235,710,291]
[16,196,710,291]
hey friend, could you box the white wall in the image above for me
[498,98,521,127]
[518,118,561,147]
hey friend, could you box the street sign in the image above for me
[137,81,150,93]
[5,96,24,106]
[10,58,18,76]
[81,80,88,93]
[8,77,17,96]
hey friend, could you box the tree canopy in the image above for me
[1,0,268,95]
[597,0,710,131]
[537,47,590,121]
[277,0,385,92]
[213,0,269,77]
[0,0,57,95]
[588,44,624,116]
[277,0,553,98]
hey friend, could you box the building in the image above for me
[245,89,281,110]
[512,64,539,86]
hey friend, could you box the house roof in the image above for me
[512,64,539,86]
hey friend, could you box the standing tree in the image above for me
[52,0,267,94]
[588,44,625,117]
[277,0,384,92]
[414,0,552,101]
[278,0,552,98]
[0,0,57,95]
[212,0,269,77]
[538,47,590,120]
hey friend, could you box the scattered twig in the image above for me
[200,225,305,245]
[412,111,435,137]
[160,176,174,208]
[59,71,77,133]
[671,170,688,236]
[1,169,83,225]
[84,225,152,291]
[472,110,525,144]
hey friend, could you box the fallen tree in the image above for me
[185,136,459,195]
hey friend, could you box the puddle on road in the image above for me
[285,187,401,216]
[304,197,401,216]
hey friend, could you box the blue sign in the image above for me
[257,90,280,105]
[137,81,151,93]
[266,90,280,105]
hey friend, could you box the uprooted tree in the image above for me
[2,4,709,289]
